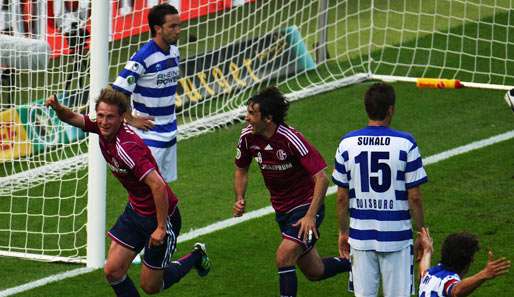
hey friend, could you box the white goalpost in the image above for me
[0,0,513,268]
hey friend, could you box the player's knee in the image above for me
[276,249,297,267]
[103,264,125,283]
[140,282,161,295]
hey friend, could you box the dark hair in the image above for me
[440,232,480,274]
[364,82,396,120]
[95,88,129,115]
[248,86,289,124]
[148,3,178,37]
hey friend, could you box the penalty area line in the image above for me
[1,129,513,297]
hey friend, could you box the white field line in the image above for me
[1,129,513,297]
[0,267,94,297]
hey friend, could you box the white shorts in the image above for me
[349,245,414,297]
[148,144,177,183]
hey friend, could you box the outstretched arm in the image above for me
[450,251,510,297]
[233,166,249,217]
[45,95,85,129]
[417,227,433,278]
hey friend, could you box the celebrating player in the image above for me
[112,3,181,183]
[418,229,510,297]
[233,86,350,297]
[333,82,427,297]
[45,88,210,297]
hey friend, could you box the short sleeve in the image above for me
[120,142,156,182]
[235,133,252,168]
[405,141,428,189]
[82,115,100,134]
[332,142,350,188]
[112,56,146,96]
[290,132,327,176]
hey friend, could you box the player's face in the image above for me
[245,103,268,135]
[96,102,123,140]
[157,14,181,45]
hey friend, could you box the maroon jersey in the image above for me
[83,115,178,216]
[235,124,327,212]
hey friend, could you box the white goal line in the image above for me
[1,129,513,297]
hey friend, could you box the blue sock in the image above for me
[110,275,140,297]
[278,266,297,297]
[319,257,351,280]
[162,251,202,290]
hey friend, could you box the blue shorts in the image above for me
[275,204,325,254]
[108,204,181,270]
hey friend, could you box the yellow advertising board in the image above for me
[0,108,32,161]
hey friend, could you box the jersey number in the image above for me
[355,151,391,193]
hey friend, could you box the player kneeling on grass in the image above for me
[417,228,510,297]
[233,86,351,297]
[45,88,211,297]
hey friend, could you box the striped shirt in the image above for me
[83,115,178,216]
[113,40,179,148]
[419,264,461,297]
[332,126,427,252]
[235,124,327,213]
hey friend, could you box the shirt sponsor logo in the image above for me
[108,161,128,174]
[260,163,293,171]
[157,69,179,86]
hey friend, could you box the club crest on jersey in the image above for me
[276,149,287,160]
[255,151,262,164]
[236,148,241,160]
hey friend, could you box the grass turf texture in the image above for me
[1,81,513,296]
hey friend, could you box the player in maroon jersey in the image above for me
[45,88,210,297]
[233,86,350,297]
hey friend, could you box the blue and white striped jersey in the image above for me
[113,40,180,148]
[418,264,461,297]
[332,126,427,252]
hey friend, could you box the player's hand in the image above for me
[233,199,245,217]
[126,115,155,131]
[481,250,511,280]
[44,94,61,111]
[292,215,318,244]
[414,231,426,261]
[149,227,166,247]
[338,231,350,259]
[417,227,433,254]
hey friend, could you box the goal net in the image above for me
[0,0,512,264]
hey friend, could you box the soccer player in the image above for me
[112,3,180,183]
[45,88,210,297]
[333,82,427,297]
[418,229,511,297]
[233,86,350,297]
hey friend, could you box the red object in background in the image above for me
[47,0,255,57]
